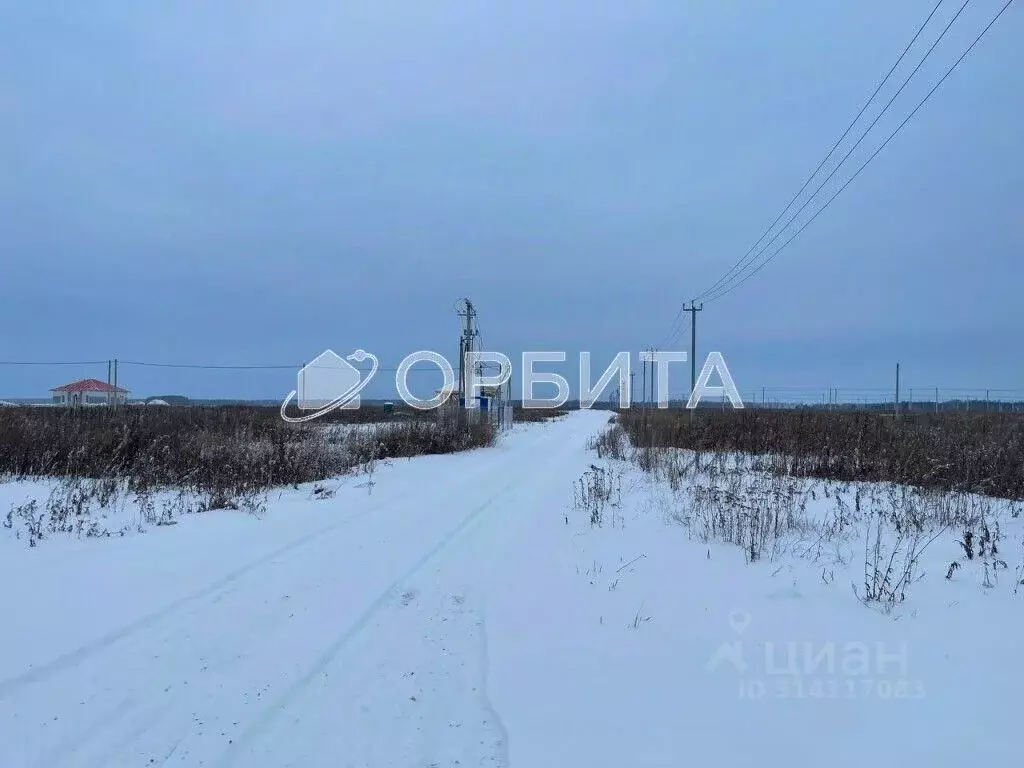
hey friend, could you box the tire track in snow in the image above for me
[478,607,510,768]
[396,422,590,767]
[9,429,557,767]
[5,424,563,703]
[3,418,593,767]
[214,472,524,767]
[80,700,177,768]
[216,420,586,766]
[1,451,527,767]
[0,489,412,700]
[26,696,136,768]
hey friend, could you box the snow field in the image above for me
[1,410,1020,767]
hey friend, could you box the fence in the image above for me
[645,387,1024,413]
[435,390,514,431]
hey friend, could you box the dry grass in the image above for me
[615,408,1024,500]
[0,405,495,501]
[588,413,1023,606]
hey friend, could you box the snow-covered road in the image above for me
[0,411,608,768]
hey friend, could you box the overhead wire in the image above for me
[700,0,981,304]
[699,0,1014,304]
[693,0,950,304]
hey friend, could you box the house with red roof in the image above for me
[50,378,129,406]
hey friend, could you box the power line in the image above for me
[660,313,691,352]
[694,0,948,304]
[700,0,976,304]
[699,0,1014,304]
[0,360,438,374]
[657,305,689,349]
[120,361,297,370]
[0,362,108,368]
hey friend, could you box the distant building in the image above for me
[50,378,129,405]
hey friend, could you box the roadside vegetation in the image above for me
[616,408,1024,500]
[0,404,494,546]
[579,409,1024,611]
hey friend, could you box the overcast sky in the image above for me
[1,1,1021,402]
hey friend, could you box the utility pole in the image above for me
[894,362,900,416]
[629,371,636,408]
[107,360,112,407]
[641,349,647,409]
[683,303,703,399]
[649,347,656,407]
[458,337,465,400]
[113,358,119,409]
[683,303,703,415]
[456,299,478,403]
